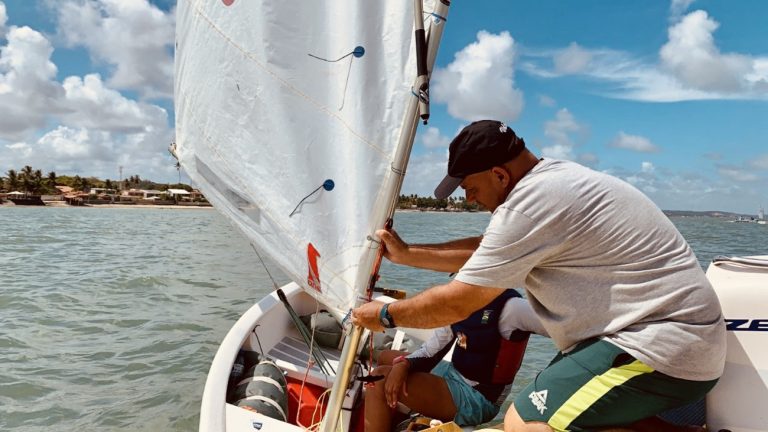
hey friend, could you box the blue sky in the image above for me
[1,1,766,214]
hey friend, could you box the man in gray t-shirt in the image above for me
[352,120,725,431]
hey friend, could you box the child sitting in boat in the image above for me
[364,289,547,430]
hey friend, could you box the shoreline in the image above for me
[1,201,214,210]
[0,202,755,218]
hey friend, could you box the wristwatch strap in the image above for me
[379,303,396,329]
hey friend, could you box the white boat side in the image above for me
[200,282,306,432]
[199,281,436,432]
[706,255,768,432]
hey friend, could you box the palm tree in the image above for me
[6,169,19,191]
[19,165,34,193]
[79,176,89,192]
[47,171,57,188]
[32,170,43,194]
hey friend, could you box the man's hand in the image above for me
[351,300,385,332]
[376,228,409,265]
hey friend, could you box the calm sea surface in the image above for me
[1,207,766,431]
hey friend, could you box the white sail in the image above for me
[175,0,429,313]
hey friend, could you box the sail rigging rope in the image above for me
[289,179,335,217]
[251,243,334,374]
[296,299,333,430]
[251,244,281,291]
[361,218,395,373]
[307,47,365,111]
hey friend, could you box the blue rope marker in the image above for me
[289,179,335,217]
[308,46,365,63]
[308,46,365,110]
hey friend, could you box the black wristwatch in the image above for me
[379,303,397,329]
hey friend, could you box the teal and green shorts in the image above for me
[432,361,499,426]
[513,339,718,432]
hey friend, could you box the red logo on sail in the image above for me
[222,0,235,6]
[307,243,322,292]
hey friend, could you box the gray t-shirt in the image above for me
[456,159,725,381]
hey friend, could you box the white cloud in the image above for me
[670,0,695,22]
[578,152,599,168]
[660,11,752,93]
[56,0,175,99]
[6,141,32,158]
[0,9,174,182]
[62,74,168,133]
[521,47,705,102]
[641,161,655,173]
[602,165,760,212]
[717,165,759,182]
[37,126,112,160]
[0,26,65,139]
[609,132,660,153]
[749,154,768,170]
[541,108,587,160]
[553,42,593,74]
[432,31,524,122]
[521,10,768,101]
[4,121,175,181]
[401,149,451,198]
[537,94,556,107]
[624,173,659,194]
[420,126,451,149]
[0,2,8,38]
[0,26,168,141]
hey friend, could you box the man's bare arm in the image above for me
[388,280,504,328]
[377,229,481,273]
[350,280,506,332]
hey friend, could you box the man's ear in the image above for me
[490,166,511,187]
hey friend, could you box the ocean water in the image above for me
[1,207,766,431]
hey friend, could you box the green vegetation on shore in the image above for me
[397,194,479,211]
[1,165,193,195]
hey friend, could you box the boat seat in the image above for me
[266,329,341,388]
[391,329,407,351]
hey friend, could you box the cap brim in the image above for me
[434,175,463,200]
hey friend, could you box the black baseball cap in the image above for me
[434,120,525,199]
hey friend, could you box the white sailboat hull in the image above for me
[200,282,434,432]
[200,282,306,432]
[706,256,768,432]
